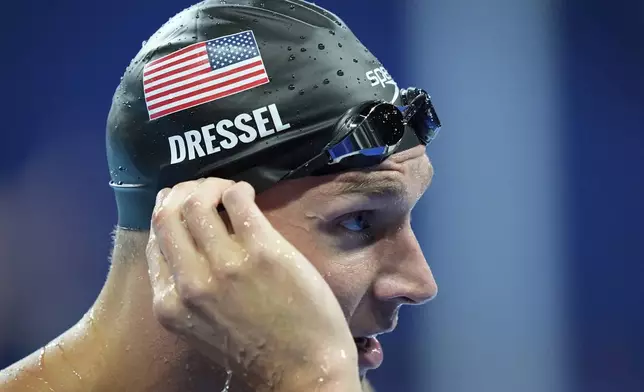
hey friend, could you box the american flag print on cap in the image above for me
[143,30,270,121]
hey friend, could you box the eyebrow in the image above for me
[328,175,408,199]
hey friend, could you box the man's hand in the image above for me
[145,178,361,392]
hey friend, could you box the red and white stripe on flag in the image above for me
[143,31,270,121]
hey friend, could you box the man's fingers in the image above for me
[221,182,276,247]
[147,195,189,332]
[146,226,173,297]
[152,181,211,304]
[181,178,239,257]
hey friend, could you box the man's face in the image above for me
[255,145,438,375]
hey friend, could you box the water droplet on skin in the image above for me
[337,70,344,76]
[323,78,330,84]
[38,347,46,369]
[318,43,325,50]
[288,84,295,90]
[221,369,234,391]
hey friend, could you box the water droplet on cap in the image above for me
[329,30,336,35]
[290,4,295,9]
[313,84,319,89]
[353,58,359,63]
[338,42,343,48]
[300,35,306,40]
[318,43,325,50]
[300,47,307,52]
[117,181,123,185]
[287,46,292,51]
[323,78,330,84]
[118,166,125,171]
[288,84,295,90]
[141,40,147,47]
[289,54,296,61]
[337,70,344,76]
[299,90,305,95]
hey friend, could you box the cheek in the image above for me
[318,251,379,319]
[269,216,380,317]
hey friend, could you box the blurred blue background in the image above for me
[1,1,643,391]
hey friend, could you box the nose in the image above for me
[373,224,438,306]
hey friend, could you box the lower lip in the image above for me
[357,337,384,370]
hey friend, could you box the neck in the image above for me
[48,231,249,392]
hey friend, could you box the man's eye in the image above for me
[339,212,372,232]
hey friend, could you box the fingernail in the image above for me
[156,188,170,204]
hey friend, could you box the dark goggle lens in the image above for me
[400,88,442,145]
[360,102,406,145]
[328,103,405,162]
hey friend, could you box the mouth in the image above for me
[353,336,384,371]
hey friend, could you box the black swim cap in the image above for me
[107,0,404,230]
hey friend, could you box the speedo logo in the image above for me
[366,66,399,104]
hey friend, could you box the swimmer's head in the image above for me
[106,0,429,230]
